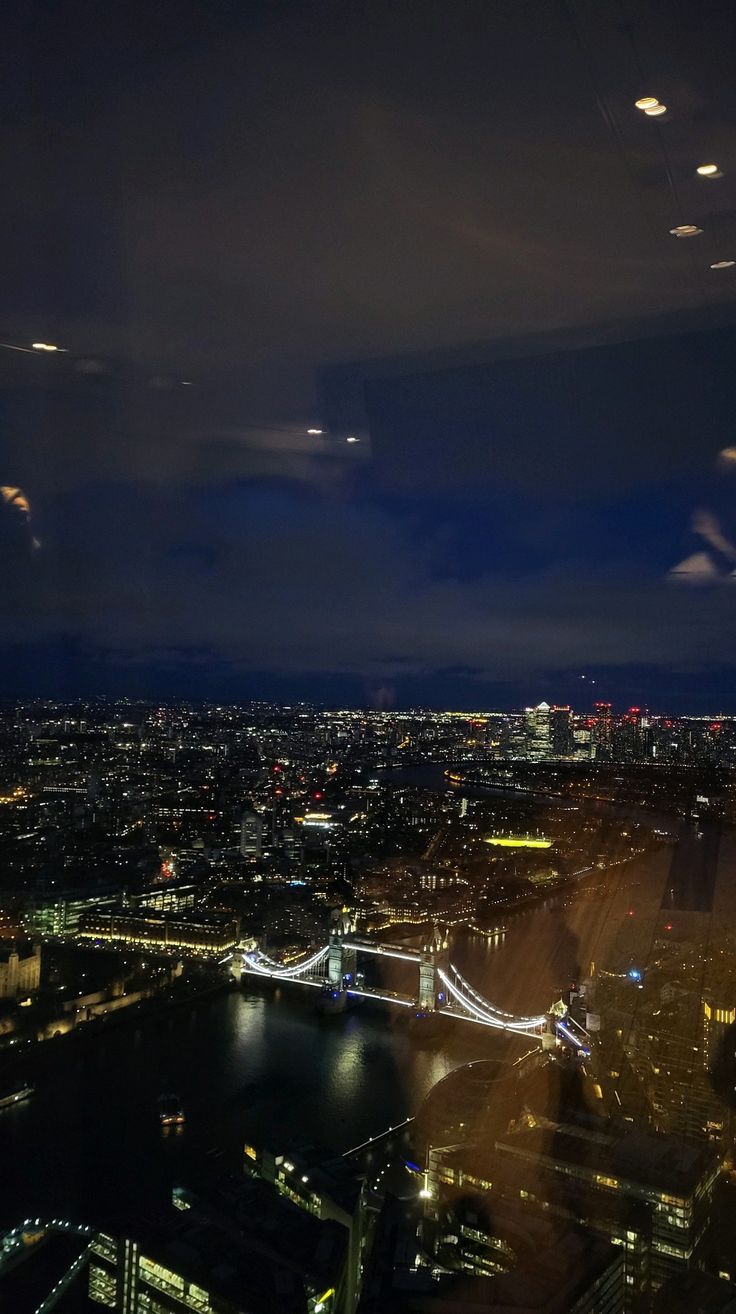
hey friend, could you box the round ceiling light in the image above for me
[644,103,667,116]
[696,163,722,178]
[635,96,660,111]
[669,224,702,237]
[711,260,735,269]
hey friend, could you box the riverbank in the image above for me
[0,839,687,1231]
[0,970,233,1083]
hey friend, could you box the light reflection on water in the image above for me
[0,846,676,1230]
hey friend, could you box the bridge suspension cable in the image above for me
[438,966,546,1032]
[446,963,546,1027]
[244,945,329,978]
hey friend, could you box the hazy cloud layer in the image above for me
[3,481,735,689]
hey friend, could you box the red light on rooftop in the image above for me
[312,791,323,800]
[664,923,673,931]
[709,722,722,732]
[273,764,282,773]
[627,909,635,917]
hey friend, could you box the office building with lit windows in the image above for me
[240,808,263,858]
[524,702,552,759]
[360,1193,624,1314]
[245,1142,366,1312]
[88,1184,348,1314]
[425,1118,719,1310]
[703,997,736,1067]
[77,908,239,956]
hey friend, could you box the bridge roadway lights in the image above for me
[330,926,448,1010]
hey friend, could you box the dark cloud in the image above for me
[3,1,736,703]
[3,481,736,693]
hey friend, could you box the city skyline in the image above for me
[3,3,736,1307]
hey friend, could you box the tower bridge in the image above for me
[233,915,589,1053]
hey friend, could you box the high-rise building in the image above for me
[573,715,595,760]
[360,1193,624,1314]
[550,705,574,757]
[525,702,552,759]
[88,1183,350,1314]
[614,708,644,763]
[240,808,263,858]
[420,1058,720,1312]
[593,702,613,760]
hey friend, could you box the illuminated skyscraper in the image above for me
[550,705,574,757]
[240,809,263,858]
[525,702,552,759]
[593,702,613,760]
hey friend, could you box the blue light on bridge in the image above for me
[627,968,642,981]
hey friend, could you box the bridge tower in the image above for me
[542,1013,558,1051]
[418,925,449,1012]
[328,907,357,989]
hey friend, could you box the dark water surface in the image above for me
[1,831,705,1232]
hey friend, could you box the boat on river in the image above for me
[157,1093,185,1126]
[0,1080,34,1110]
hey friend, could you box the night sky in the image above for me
[2,0,736,711]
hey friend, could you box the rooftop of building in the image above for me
[359,1194,621,1313]
[495,1119,717,1197]
[652,1271,736,1313]
[258,1141,364,1216]
[100,1180,347,1313]
[0,1230,89,1314]
[80,906,235,927]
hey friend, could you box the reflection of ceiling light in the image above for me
[669,224,702,237]
[634,96,659,110]
[346,435,360,444]
[644,103,667,116]
[32,342,62,351]
[696,162,721,177]
[307,427,323,435]
[711,260,735,269]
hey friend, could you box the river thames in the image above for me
[3,813,721,1232]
